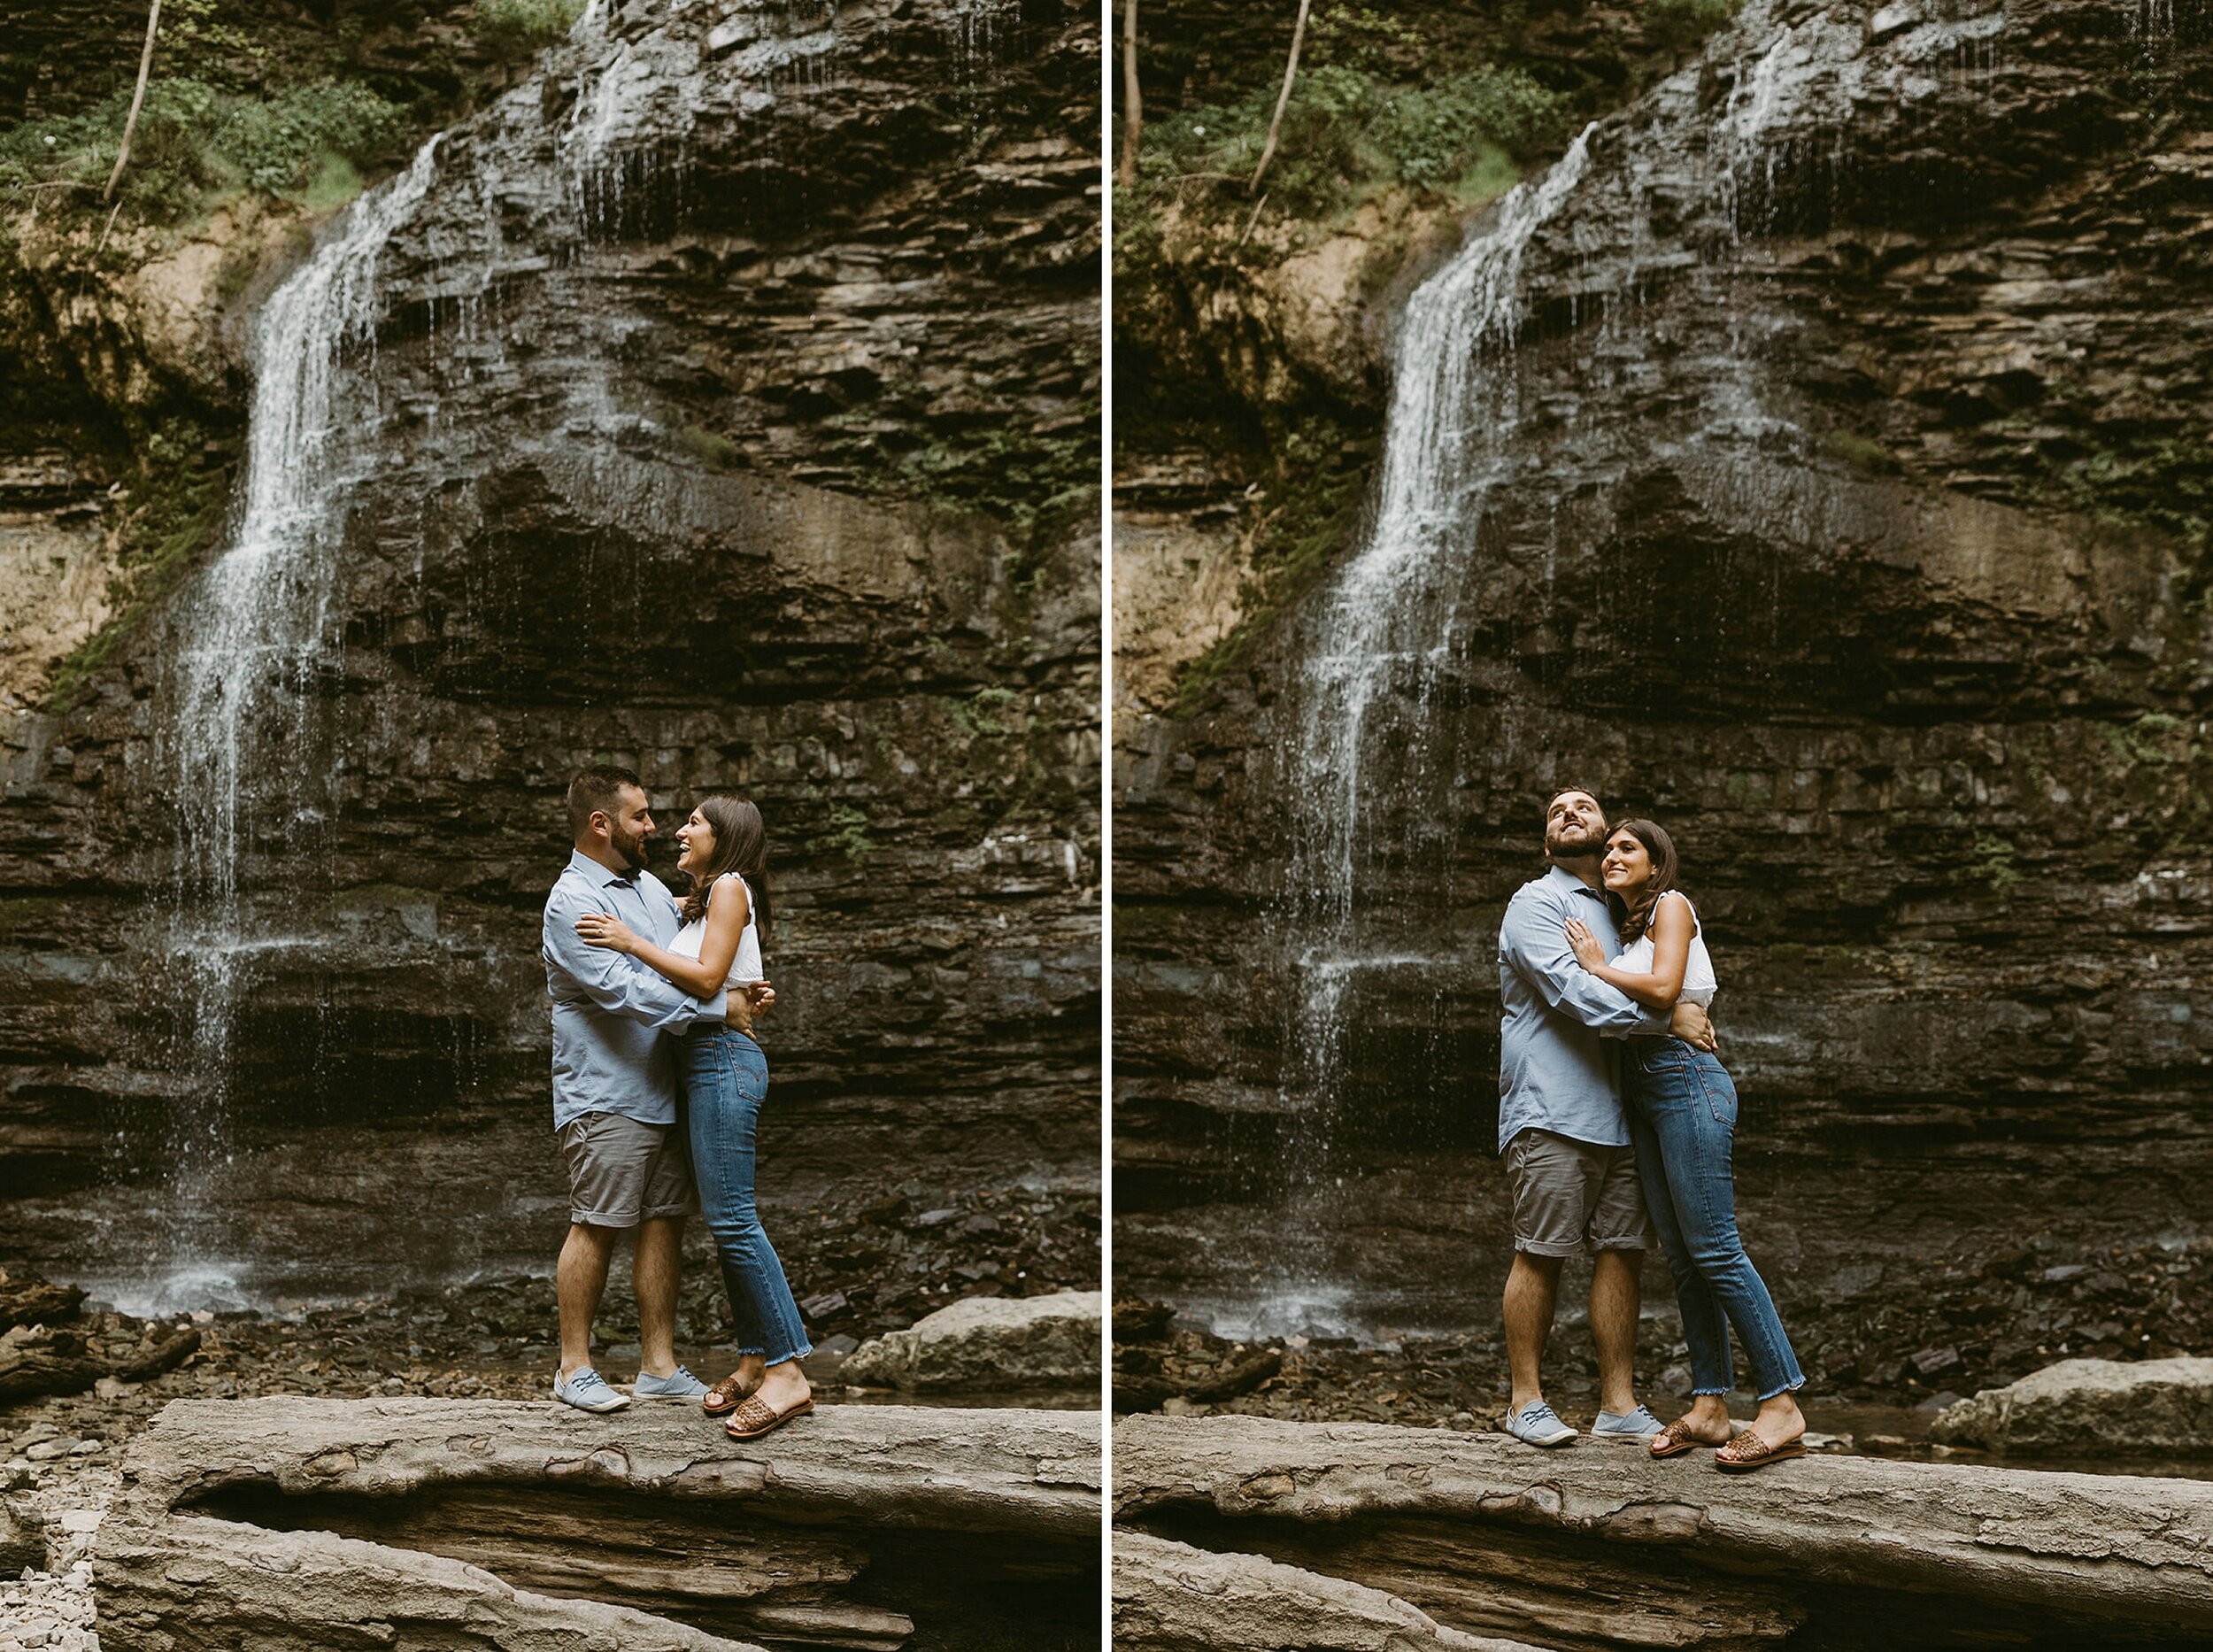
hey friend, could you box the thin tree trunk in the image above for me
[104,0,162,205]
[1248,0,1313,196]
[1116,0,1142,187]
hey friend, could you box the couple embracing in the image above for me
[538,767,814,1442]
[1496,786,1805,1472]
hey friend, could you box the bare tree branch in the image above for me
[1248,0,1313,196]
[1117,0,1142,187]
[104,0,163,205]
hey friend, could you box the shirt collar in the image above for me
[567,848,643,889]
[1544,862,1607,899]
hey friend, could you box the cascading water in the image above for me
[1240,130,1596,1339]
[1215,3,2040,1341]
[122,0,1001,1313]
[145,140,445,1314]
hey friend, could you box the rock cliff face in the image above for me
[0,0,1101,1309]
[1116,0,2213,1393]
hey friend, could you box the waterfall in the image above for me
[124,1,937,1313]
[1230,2,2042,1340]
[136,140,446,1314]
[1238,130,1596,1339]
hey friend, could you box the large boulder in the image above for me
[1932,1357,2213,1455]
[841,1291,1101,1392]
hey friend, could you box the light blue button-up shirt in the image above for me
[1497,864,1671,1153]
[542,849,728,1131]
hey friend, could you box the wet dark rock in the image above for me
[0,0,1102,1305]
[1114,0,2213,1362]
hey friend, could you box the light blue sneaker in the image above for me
[552,1365,631,1413]
[633,1364,710,1400]
[1592,1404,1666,1444]
[1504,1400,1577,1447]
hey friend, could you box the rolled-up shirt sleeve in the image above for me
[1500,888,1670,1036]
[543,886,729,1029]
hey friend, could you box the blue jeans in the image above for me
[1624,1037,1803,1401]
[682,1028,811,1366]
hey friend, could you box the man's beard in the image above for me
[1546,823,1604,861]
[609,823,651,870]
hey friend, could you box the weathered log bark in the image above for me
[1114,1414,2213,1650]
[1114,1531,1557,1652]
[0,1332,101,1404]
[0,1270,87,1330]
[97,1397,1101,1651]
[0,1322,198,1402]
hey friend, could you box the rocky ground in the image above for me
[0,1176,1099,1648]
[1115,1236,2213,1461]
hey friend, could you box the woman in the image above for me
[1562,819,1806,1471]
[575,795,813,1440]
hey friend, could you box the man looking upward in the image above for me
[1496,786,1716,1447]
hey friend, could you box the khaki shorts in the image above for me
[558,1111,699,1228]
[1504,1128,1654,1256]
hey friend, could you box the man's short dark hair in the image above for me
[567,767,644,837]
[1544,785,1606,825]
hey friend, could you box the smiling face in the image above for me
[675,807,717,876]
[1601,828,1654,899]
[1543,790,1608,861]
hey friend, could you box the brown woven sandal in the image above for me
[1715,1428,1806,1473]
[724,1393,814,1441]
[1648,1417,1708,1460]
[702,1370,761,1417]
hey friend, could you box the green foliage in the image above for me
[1306,6,1431,76]
[474,0,589,61]
[892,414,1100,545]
[1970,834,2020,900]
[677,425,740,473]
[1644,0,1745,58]
[949,685,1022,740]
[1827,429,1899,478]
[45,419,237,714]
[1132,63,1568,224]
[1173,416,1374,715]
[0,76,408,222]
[816,803,874,861]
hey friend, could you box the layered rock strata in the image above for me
[0,0,1101,1304]
[1114,0,2213,1375]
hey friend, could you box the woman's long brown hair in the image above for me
[678,794,771,950]
[1608,818,1682,946]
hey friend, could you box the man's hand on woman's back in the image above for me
[1669,1001,1717,1052]
[726,981,775,1032]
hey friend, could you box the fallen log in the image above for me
[0,1269,87,1331]
[0,1320,198,1404]
[98,1396,1101,1651]
[1114,1530,1558,1652]
[0,1326,103,1404]
[1114,1413,2213,1650]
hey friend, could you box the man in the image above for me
[541,767,768,1412]
[1496,786,1716,1447]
